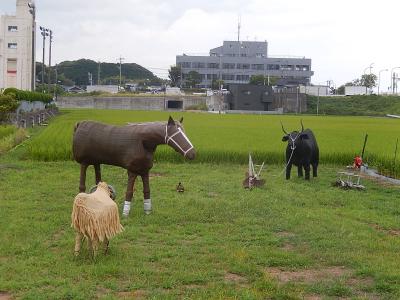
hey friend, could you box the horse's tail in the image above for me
[74,122,80,134]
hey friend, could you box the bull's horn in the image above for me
[280,121,288,135]
[300,120,304,132]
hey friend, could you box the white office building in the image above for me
[177,40,313,88]
[0,0,35,91]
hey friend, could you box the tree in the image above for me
[249,75,278,86]
[0,94,19,123]
[360,74,377,89]
[186,71,201,88]
[168,65,181,87]
[211,79,225,90]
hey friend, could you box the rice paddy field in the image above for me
[26,109,400,177]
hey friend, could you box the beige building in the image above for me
[0,0,35,91]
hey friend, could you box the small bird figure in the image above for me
[176,182,184,193]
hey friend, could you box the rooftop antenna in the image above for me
[237,15,241,42]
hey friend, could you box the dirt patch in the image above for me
[304,295,322,300]
[265,266,349,283]
[224,272,249,286]
[0,164,23,170]
[281,243,294,251]
[117,290,146,299]
[0,292,12,300]
[184,284,204,289]
[346,276,374,287]
[370,223,400,236]
[95,287,111,298]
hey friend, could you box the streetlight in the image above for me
[363,63,374,74]
[40,26,49,92]
[28,2,36,91]
[390,67,400,94]
[378,69,388,95]
[48,30,53,94]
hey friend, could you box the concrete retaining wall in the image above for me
[56,96,207,111]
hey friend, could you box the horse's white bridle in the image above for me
[165,125,194,157]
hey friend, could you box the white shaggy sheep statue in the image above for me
[71,182,124,257]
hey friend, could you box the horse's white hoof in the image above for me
[144,199,151,215]
[122,201,131,216]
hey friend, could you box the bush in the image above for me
[3,88,53,104]
[0,94,19,123]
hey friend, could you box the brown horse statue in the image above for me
[72,116,195,216]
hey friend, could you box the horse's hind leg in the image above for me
[123,171,137,217]
[94,164,101,184]
[79,164,88,192]
[142,172,151,215]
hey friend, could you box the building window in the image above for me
[181,62,191,68]
[8,43,17,49]
[222,74,235,80]
[242,90,251,95]
[267,64,280,70]
[192,62,205,68]
[237,63,250,69]
[236,75,249,81]
[7,59,17,74]
[207,63,219,69]
[281,65,294,71]
[256,53,265,58]
[222,63,235,69]
[8,26,18,32]
[251,64,264,70]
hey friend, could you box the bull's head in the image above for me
[165,116,196,160]
[281,120,308,150]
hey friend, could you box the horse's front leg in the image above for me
[123,171,137,217]
[94,164,101,184]
[79,164,88,192]
[141,172,151,215]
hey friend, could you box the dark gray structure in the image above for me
[176,40,313,88]
[226,84,274,111]
[224,84,307,113]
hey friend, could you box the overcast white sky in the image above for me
[1,0,399,90]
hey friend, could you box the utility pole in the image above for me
[39,26,49,92]
[54,64,58,101]
[98,61,101,85]
[28,2,36,91]
[118,56,125,92]
[48,30,53,94]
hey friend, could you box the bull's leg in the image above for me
[142,172,151,214]
[304,164,311,180]
[94,164,101,184]
[297,165,303,177]
[312,164,318,177]
[123,171,137,217]
[74,232,84,256]
[79,164,88,192]
[286,163,292,180]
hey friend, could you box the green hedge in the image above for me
[3,88,53,104]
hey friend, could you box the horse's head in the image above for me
[165,116,196,160]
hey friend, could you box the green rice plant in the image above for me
[26,109,400,176]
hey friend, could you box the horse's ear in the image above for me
[179,117,183,123]
[168,116,174,126]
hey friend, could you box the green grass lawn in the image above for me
[1,150,399,299]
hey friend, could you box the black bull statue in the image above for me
[281,121,319,180]
[72,116,196,216]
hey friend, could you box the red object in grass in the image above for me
[353,156,363,168]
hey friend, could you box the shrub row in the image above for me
[3,88,53,104]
